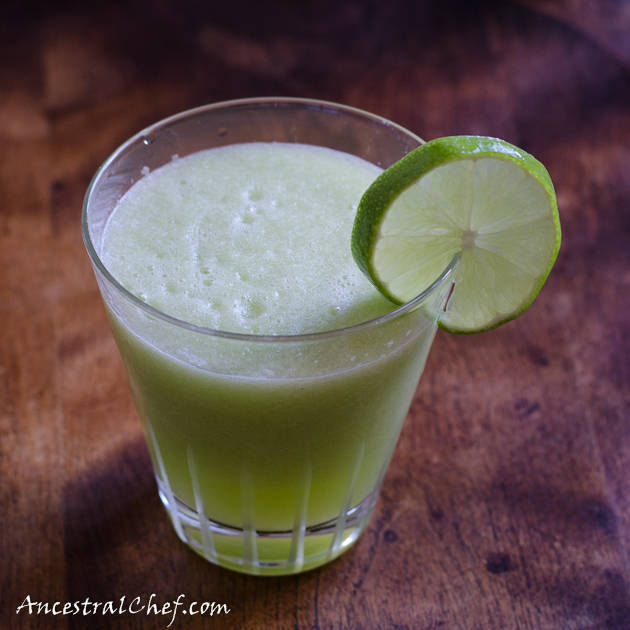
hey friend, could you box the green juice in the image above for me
[99,142,440,573]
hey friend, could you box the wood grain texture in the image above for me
[2,1,629,628]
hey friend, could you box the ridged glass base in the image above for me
[156,477,379,575]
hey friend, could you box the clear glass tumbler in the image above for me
[82,98,457,575]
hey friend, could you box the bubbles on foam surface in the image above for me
[233,295,266,320]
[244,187,264,202]
[165,281,180,294]
[103,142,391,335]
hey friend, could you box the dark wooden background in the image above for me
[2,1,629,628]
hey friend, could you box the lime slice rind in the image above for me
[351,136,561,333]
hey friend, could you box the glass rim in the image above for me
[82,96,458,343]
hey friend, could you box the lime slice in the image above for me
[351,136,561,333]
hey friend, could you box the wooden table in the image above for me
[2,1,629,628]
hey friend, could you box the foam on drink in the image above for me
[101,142,394,335]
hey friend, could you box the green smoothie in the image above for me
[99,142,440,573]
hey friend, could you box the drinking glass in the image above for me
[82,98,457,575]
